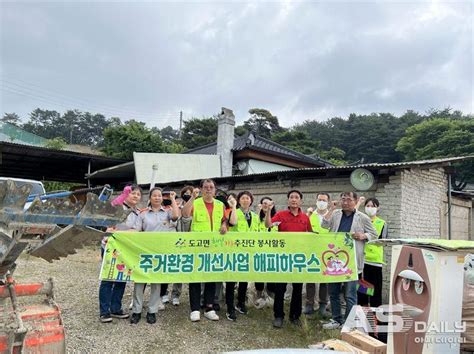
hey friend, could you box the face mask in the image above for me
[316,201,328,210]
[162,199,172,207]
[182,194,191,202]
[365,206,377,217]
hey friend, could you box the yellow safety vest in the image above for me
[257,216,278,232]
[309,212,330,234]
[191,197,224,232]
[364,216,386,264]
[230,208,259,232]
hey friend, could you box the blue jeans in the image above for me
[328,280,358,324]
[99,247,126,316]
[99,280,126,316]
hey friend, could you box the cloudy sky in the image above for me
[0,1,472,129]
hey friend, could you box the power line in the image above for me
[0,75,178,118]
[0,77,178,121]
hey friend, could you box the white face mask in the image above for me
[316,201,328,210]
[365,206,378,217]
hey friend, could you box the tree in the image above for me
[22,108,113,147]
[397,118,474,184]
[244,108,284,138]
[44,137,67,150]
[22,108,62,139]
[272,130,321,155]
[179,117,218,149]
[319,147,346,166]
[102,120,166,159]
[158,126,179,143]
[293,111,430,164]
[1,113,21,125]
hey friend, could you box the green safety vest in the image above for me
[191,197,224,232]
[309,212,330,234]
[257,216,278,232]
[230,208,259,232]
[364,216,386,264]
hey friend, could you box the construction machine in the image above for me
[0,179,127,353]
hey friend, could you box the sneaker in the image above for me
[272,317,284,328]
[235,303,248,314]
[130,313,141,324]
[157,303,165,311]
[100,314,112,323]
[162,295,170,304]
[190,311,201,322]
[204,310,219,321]
[322,319,342,330]
[146,312,156,324]
[303,304,315,315]
[254,298,266,309]
[226,307,237,321]
[172,297,180,306]
[111,310,129,319]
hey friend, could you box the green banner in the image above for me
[100,232,358,283]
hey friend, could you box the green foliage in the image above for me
[397,118,474,183]
[43,181,78,193]
[180,117,218,149]
[319,147,346,166]
[22,109,112,147]
[244,108,283,138]
[44,137,67,150]
[235,125,248,136]
[272,130,321,155]
[102,120,165,159]
[1,112,21,125]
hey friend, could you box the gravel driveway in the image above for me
[14,247,337,353]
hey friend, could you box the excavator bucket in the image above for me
[29,225,104,262]
[0,180,128,228]
[0,179,127,354]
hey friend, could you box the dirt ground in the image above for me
[14,247,339,353]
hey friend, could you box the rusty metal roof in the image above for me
[160,156,474,186]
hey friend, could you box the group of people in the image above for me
[98,178,387,338]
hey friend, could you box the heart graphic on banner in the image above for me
[322,249,350,269]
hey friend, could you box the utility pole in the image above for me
[178,111,183,138]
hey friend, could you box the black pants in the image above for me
[160,283,168,297]
[357,264,382,307]
[357,264,386,343]
[273,283,303,320]
[189,283,216,312]
[225,282,247,308]
[255,282,264,292]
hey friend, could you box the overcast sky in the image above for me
[0,1,472,129]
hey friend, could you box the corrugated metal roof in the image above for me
[184,132,330,166]
[0,141,128,183]
[162,156,474,185]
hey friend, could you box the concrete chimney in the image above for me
[217,107,235,177]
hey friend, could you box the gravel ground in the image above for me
[14,247,338,353]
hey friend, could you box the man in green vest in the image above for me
[182,179,234,322]
[304,192,330,317]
